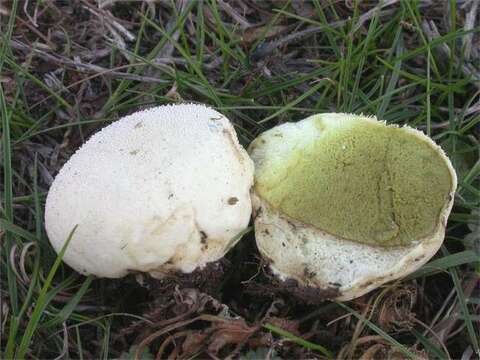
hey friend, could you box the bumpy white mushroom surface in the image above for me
[45,104,254,278]
[249,113,457,301]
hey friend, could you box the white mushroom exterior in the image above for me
[249,113,457,301]
[45,104,254,278]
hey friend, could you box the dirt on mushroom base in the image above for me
[108,246,344,359]
[145,259,229,298]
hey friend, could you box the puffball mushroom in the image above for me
[249,113,457,301]
[45,104,254,278]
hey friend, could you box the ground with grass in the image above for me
[1,0,479,359]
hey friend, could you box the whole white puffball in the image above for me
[45,104,254,278]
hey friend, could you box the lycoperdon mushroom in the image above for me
[45,104,254,278]
[249,113,457,301]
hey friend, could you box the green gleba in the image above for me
[251,113,454,247]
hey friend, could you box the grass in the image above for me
[1,1,479,359]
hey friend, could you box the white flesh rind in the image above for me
[250,113,457,301]
[45,104,254,278]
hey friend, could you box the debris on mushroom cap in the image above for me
[45,104,254,278]
[249,113,457,301]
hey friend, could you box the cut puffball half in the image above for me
[45,104,254,278]
[249,113,457,301]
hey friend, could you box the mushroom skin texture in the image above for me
[45,104,254,278]
[249,113,457,301]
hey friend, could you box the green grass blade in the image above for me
[426,48,432,136]
[0,219,39,243]
[0,0,18,72]
[263,323,333,358]
[16,226,78,359]
[1,82,19,318]
[442,247,480,357]
[259,81,328,124]
[411,329,448,359]
[336,303,416,359]
[4,57,72,110]
[43,275,93,328]
[408,250,479,279]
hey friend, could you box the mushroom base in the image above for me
[244,266,340,304]
[252,192,453,301]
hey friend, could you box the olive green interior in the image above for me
[254,115,453,247]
